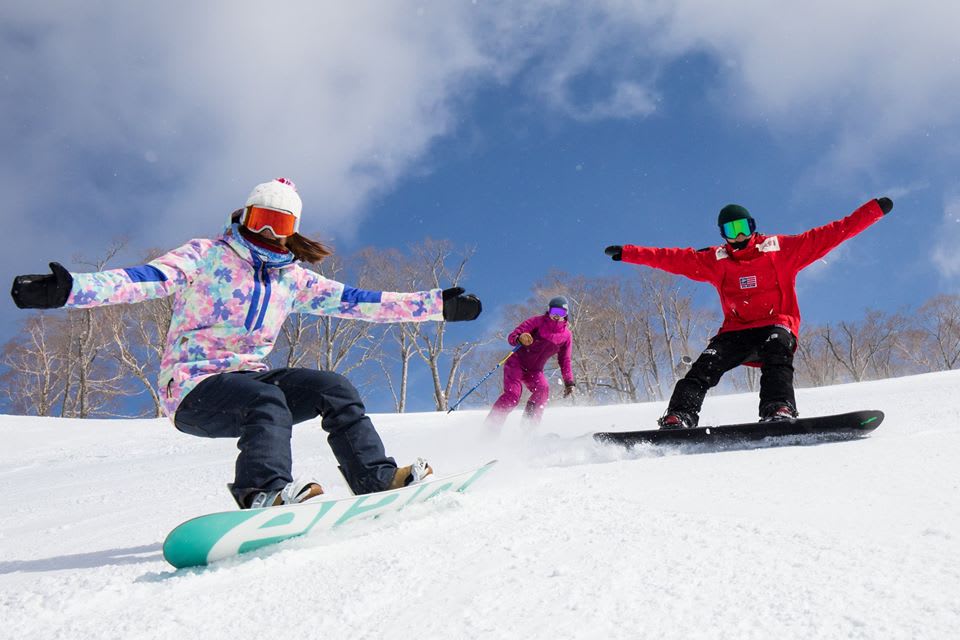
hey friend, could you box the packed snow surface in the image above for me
[2,371,959,639]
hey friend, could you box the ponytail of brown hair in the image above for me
[285,232,334,264]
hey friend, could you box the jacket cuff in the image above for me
[428,288,445,321]
[620,245,643,264]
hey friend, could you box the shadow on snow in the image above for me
[0,543,163,574]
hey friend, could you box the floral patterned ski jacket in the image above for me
[65,226,444,421]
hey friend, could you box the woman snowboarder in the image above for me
[11,177,482,508]
[604,197,892,428]
[486,296,576,427]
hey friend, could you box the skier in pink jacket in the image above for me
[486,296,576,427]
[11,178,483,509]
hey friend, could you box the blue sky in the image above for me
[3,2,960,390]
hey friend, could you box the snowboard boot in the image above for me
[657,410,697,430]
[387,458,434,490]
[759,402,798,423]
[245,478,325,509]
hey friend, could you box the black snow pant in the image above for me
[173,368,397,504]
[667,326,798,425]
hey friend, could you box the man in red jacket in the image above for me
[604,197,892,428]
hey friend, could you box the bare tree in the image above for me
[358,247,424,412]
[301,253,385,377]
[105,296,173,417]
[822,310,900,382]
[407,238,481,411]
[449,338,517,410]
[637,271,715,390]
[637,314,664,400]
[794,324,840,387]
[0,314,68,416]
[275,314,314,369]
[728,363,760,393]
[867,312,909,379]
[57,243,130,417]
[60,304,131,417]
[99,247,176,417]
[904,295,960,371]
[585,277,649,403]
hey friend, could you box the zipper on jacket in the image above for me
[243,258,275,331]
[254,267,272,330]
[244,259,265,331]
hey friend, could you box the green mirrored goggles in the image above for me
[720,218,754,239]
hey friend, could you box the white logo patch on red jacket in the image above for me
[757,236,781,252]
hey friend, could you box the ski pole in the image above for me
[447,345,522,413]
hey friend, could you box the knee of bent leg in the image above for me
[311,370,361,399]
[761,351,794,367]
[499,386,523,405]
[242,384,292,425]
[528,383,550,404]
[688,350,724,382]
[760,331,796,364]
[326,370,354,389]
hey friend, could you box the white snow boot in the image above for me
[246,478,324,509]
[388,458,434,490]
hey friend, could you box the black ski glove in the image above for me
[877,197,893,215]
[604,245,623,261]
[563,382,576,398]
[11,262,73,309]
[442,287,482,321]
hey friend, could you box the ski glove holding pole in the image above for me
[604,246,623,261]
[11,262,73,309]
[447,345,521,413]
[442,287,482,321]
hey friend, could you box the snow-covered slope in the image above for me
[2,372,958,639]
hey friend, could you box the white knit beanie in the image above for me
[245,177,302,218]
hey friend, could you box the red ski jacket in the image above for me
[620,199,885,337]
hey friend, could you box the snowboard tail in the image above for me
[163,459,497,569]
[594,410,883,447]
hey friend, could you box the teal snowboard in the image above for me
[163,459,497,569]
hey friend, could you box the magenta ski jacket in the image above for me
[64,225,444,421]
[507,314,574,384]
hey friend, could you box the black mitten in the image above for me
[11,262,73,309]
[442,287,482,321]
[604,245,623,261]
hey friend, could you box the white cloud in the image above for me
[559,81,658,122]
[2,0,959,261]
[931,196,960,282]
[0,2,496,251]
[649,0,960,178]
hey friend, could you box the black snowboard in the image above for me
[594,410,883,447]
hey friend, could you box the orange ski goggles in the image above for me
[242,206,300,237]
